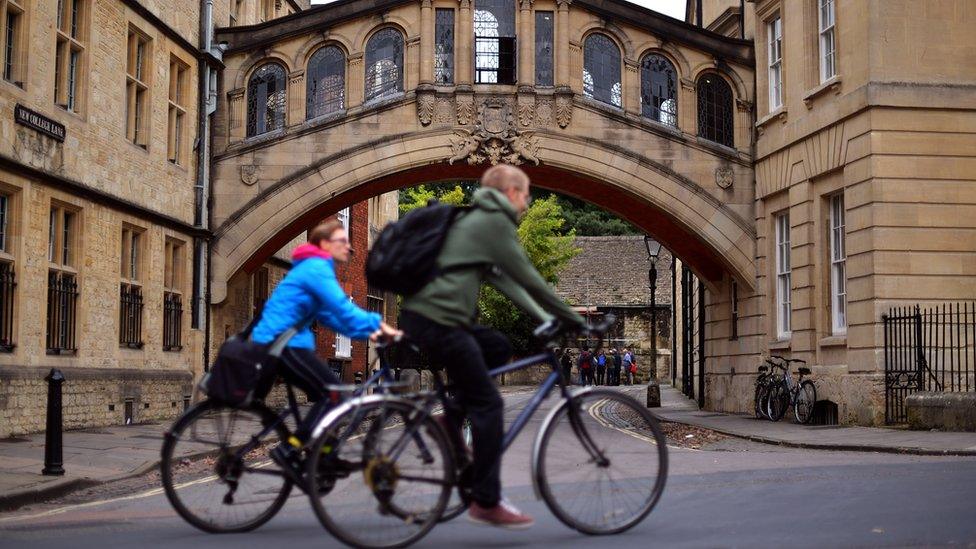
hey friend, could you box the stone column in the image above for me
[348,54,364,108]
[406,36,421,90]
[623,60,639,115]
[555,0,571,91]
[518,0,534,88]
[420,0,434,85]
[227,87,246,141]
[288,70,305,125]
[457,0,473,87]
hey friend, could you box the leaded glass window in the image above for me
[641,54,677,127]
[535,11,553,86]
[582,34,621,107]
[306,46,345,119]
[434,9,454,85]
[696,73,733,147]
[246,62,286,137]
[364,28,403,102]
[474,0,515,84]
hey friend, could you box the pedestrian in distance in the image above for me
[596,349,607,385]
[560,348,573,385]
[610,347,622,386]
[578,344,593,386]
[622,347,634,385]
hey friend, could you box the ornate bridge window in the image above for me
[474,0,515,84]
[582,33,621,107]
[365,28,404,102]
[641,54,677,127]
[534,11,554,86]
[246,62,286,137]
[306,46,345,119]
[696,73,734,147]
[434,8,455,84]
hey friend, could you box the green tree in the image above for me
[398,184,466,215]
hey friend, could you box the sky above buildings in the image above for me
[309,0,686,20]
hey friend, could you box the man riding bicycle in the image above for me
[400,164,585,529]
[251,219,399,477]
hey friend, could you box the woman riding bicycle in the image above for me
[250,219,399,476]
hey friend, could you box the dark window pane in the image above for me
[641,54,677,126]
[434,9,454,85]
[535,11,553,86]
[696,73,734,147]
[365,28,404,102]
[246,63,286,137]
[306,46,345,119]
[583,34,621,107]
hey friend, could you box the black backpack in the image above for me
[366,202,471,295]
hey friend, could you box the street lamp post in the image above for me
[644,236,662,407]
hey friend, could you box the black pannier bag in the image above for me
[201,318,306,407]
[366,202,470,295]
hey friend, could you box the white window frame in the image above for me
[819,0,836,82]
[767,15,782,110]
[335,333,352,358]
[829,193,847,335]
[337,207,349,235]
[775,212,792,338]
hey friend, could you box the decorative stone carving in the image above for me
[241,165,259,186]
[456,95,475,125]
[417,90,435,126]
[435,98,454,124]
[555,94,573,128]
[715,166,734,189]
[535,99,553,127]
[517,95,535,127]
[449,97,540,166]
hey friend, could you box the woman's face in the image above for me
[322,228,351,263]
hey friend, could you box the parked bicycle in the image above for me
[765,356,817,424]
[303,316,669,548]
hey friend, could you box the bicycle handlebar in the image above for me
[532,313,616,344]
[768,355,806,364]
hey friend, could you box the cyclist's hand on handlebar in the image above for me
[370,321,402,343]
[533,319,563,341]
[585,313,616,336]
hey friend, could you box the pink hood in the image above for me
[291,243,332,262]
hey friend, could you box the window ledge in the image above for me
[579,95,624,114]
[803,75,843,109]
[819,335,847,347]
[362,91,406,110]
[755,106,787,132]
[768,338,791,351]
[695,136,738,156]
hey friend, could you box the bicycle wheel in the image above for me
[438,416,473,523]
[307,398,454,549]
[757,382,772,420]
[793,380,817,424]
[536,389,668,535]
[766,382,789,422]
[161,400,293,533]
[753,380,767,419]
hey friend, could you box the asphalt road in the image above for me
[2,388,975,549]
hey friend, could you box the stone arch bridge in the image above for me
[211,0,757,308]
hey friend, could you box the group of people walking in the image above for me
[559,345,637,386]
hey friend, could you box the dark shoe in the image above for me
[468,498,534,530]
[270,442,304,484]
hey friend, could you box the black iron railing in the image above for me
[0,261,14,352]
[119,283,144,349]
[46,271,78,354]
[163,291,182,351]
[883,303,976,423]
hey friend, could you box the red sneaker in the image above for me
[468,498,535,530]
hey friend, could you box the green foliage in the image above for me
[398,184,466,215]
[549,193,639,236]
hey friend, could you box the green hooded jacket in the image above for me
[401,186,585,328]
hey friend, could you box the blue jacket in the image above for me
[251,245,381,350]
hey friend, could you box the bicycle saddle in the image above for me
[797,367,811,375]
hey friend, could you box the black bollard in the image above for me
[42,368,65,476]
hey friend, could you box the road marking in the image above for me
[587,397,699,452]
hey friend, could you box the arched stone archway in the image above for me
[210,130,755,304]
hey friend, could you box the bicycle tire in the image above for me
[793,380,817,424]
[766,381,789,422]
[535,389,668,535]
[160,400,293,533]
[438,417,474,523]
[307,398,454,549]
[753,380,768,419]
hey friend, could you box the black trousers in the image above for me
[596,367,606,385]
[400,310,511,507]
[275,347,341,442]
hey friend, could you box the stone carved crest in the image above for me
[241,165,259,186]
[555,94,573,128]
[535,99,553,127]
[715,166,734,189]
[417,91,435,126]
[449,98,540,166]
[434,98,454,124]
